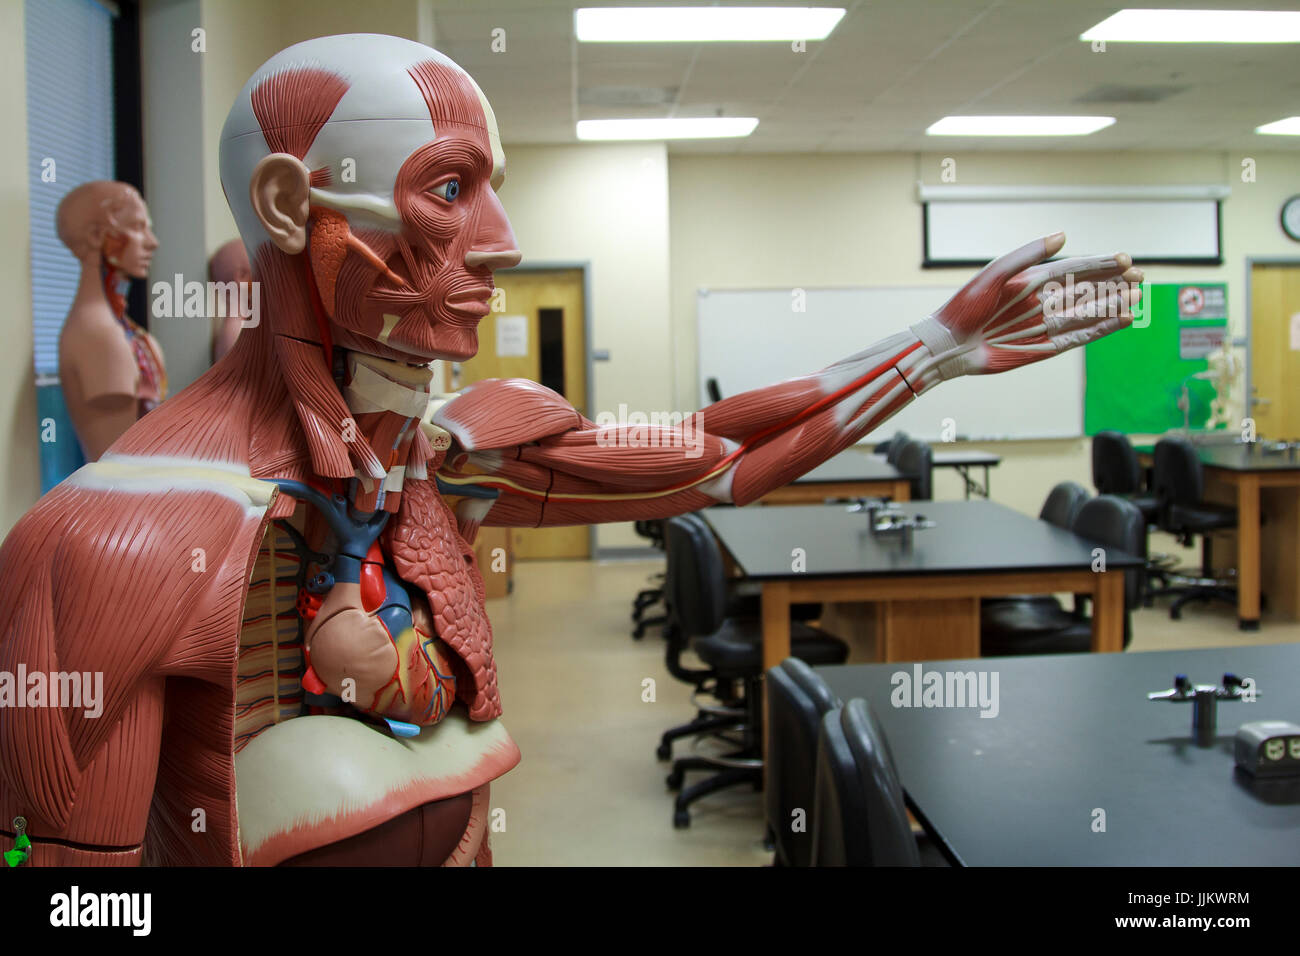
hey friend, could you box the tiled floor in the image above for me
[486,544,1300,867]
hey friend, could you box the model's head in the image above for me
[56,181,158,278]
[209,238,252,288]
[220,34,519,364]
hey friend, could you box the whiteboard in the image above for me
[696,286,1083,442]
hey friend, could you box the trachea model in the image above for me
[0,34,1140,866]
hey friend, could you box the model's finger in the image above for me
[1051,285,1140,333]
[986,232,1066,283]
[1020,252,1130,291]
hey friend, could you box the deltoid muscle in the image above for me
[0,33,1139,867]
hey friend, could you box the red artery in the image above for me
[359,541,386,613]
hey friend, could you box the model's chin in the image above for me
[335,328,478,366]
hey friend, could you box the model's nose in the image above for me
[465,189,520,271]
[465,248,521,270]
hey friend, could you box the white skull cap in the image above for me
[219,33,503,248]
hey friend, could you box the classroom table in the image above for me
[1198,444,1300,630]
[1136,439,1300,630]
[760,453,911,505]
[817,643,1300,865]
[932,449,1002,499]
[702,500,1141,671]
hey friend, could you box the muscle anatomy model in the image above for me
[56,181,167,461]
[0,34,1140,866]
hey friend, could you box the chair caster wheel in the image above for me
[656,742,672,761]
[666,769,683,790]
[673,809,691,829]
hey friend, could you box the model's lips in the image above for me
[446,287,493,306]
[444,287,493,317]
[445,300,490,317]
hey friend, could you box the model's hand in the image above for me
[910,233,1141,380]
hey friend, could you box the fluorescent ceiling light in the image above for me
[926,116,1116,137]
[577,117,759,141]
[1257,116,1300,135]
[1082,9,1300,43]
[575,6,846,42]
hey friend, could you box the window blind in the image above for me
[26,0,116,378]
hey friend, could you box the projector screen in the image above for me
[921,186,1225,267]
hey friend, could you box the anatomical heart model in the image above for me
[0,34,1140,866]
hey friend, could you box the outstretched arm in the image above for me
[432,234,1141,535]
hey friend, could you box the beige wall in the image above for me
[670,149,1300,517]
[0,0,36,537]
[141,0,210,392]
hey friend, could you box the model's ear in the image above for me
[100,229,123,265]
[249,153,311,254]
[86,222,110,260]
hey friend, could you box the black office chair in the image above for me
[873,430,909,463]
[983,480,1091,614]
[811,698,921,866]
[1040,480,1091,530]
[1093,430,1175,604]
[1092,430,1160,524]
[981,495,1144,656]
[631,519,667,639]
[659,514,848,828]
[765,658,841,867]
[895,438,932,501]
[1151,437,1238,619]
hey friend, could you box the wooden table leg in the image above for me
[1091,570,1125,652]
[760,581,793,785]
[1237,474,1261,630]
[761,580,793,670]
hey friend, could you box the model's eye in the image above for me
[433,179,460,202]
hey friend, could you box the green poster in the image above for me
[1084,283,1228,435]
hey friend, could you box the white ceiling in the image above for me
[428,0,1300,153]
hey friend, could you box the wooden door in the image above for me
[1250,263,1300,439]
[448,268,589,559]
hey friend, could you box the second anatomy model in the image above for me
[0,33,1140,866]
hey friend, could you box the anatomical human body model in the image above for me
[209,239,254,363]
[56,181,167,461]
[0,34,1140,866]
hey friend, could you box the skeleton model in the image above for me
[1204,336,1243,430]
[0,34,1140,866]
